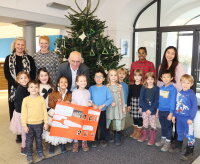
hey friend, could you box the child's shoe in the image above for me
[181,146,194,161]
[16,135,22,143]
[82,141,89,152]
[130,126,137,138]
[20,147,27,156]
[91,141,97,148]
[60,144,67,153]
[115,131,122,146]
[27,155,33,164]
[49,144,55,154]
[155,138,166,147]
[161,141,171,152]
[37,152,45,160]
[100,140,108,147]
[133,128,142,140]
[147,129,156,145]
[169,140,183,153]
[72,142,79,153]
[138,129,148,142]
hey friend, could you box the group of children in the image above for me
[9,66,197,163]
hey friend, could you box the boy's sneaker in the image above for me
[82,141,89,152]
[91,141,97,148]
[72,142,79,153]
[27,156,33,164]
[161,141,171,152]
[181,146,194,161]
[37,152,45,160]
[100,140,108,147]
[20,147,27,156]
[155,138,166,147]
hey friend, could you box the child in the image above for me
[10,71,30,155]
[106,69,126,146]
[170,74,197,161]
[21,80,48,163]
[138,72,159,145]
[37,67,54,112]
[43,76,73,154]
[127,69,143,140]
[117,68,128,106]
[71,74,91,152]
[155,70,177,152]
[89,69,113,147]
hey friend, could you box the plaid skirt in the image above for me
[129,97,142,119]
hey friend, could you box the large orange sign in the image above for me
[50,102,101,141]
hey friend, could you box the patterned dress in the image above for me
[128,84,142,119]
[106,84,126,131]
[33,51,59,85]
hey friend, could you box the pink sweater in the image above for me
[157,63,185,91]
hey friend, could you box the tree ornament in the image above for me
[102,48,109,54]
[79,32,86,41]
[90,49,95,56]
[88,29,95,35]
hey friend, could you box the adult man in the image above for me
[57,51,90,91]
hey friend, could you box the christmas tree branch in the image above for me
[90,0,100,15]
[75,0,83,12]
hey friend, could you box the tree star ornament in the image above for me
[79,32,86,41]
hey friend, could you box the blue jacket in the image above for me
[158,84,177,113]
[174,89,197,120]
[139,86,159,115]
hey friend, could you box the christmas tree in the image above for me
[55,0,124,83]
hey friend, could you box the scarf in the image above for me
[8,53,31,102]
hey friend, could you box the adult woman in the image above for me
[4,37,36,120]
[157,46,185,141]
[157,46,185,91]
[129,47,156,83]
[33,36,59,85]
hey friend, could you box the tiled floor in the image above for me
[0,91,200,164]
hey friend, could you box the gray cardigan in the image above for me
[57,62,90,91]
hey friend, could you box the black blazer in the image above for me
[57,62,90,91]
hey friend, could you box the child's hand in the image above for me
[57,99,62,103]
[44,123,49,131]
[138,108,142,113]
[99,104,105,110]
[23,126,29,133]
[93,104,98,109]
[146,110,151,115]
[127,106,131,112]
[111,102,116,107]
[167,113,173,121]
[123,107,126,113]
[156,110,159,118]
[172,117,176,124]
[65,100,71,104]
[187,119,193,124]
[88,100,93,106]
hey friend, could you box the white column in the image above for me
[23,26,36,56]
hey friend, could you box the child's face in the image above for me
[181,79,193,91]
[118,71,126,82]
[38,71,49,84]
[17,74,29,86]
[134,74,142,83]
[94,72,105,85]
[161,73,173,85]
[109,70,118,83]
[28,83,39,95]
[146,77,154,86]
[58,77,68,90]
[76,76,87,89]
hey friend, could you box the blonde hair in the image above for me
[143,72,156,88]
[107,69,119,84]
[39,36,50,43]
[117,67,128,75]
[180,74,194,85]
[11,37,28,54]
[16,71,30,83]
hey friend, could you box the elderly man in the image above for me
[57,51,90,91]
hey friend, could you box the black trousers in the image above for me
[26,123,44,156]
[95,110,107,141]
[133,118,143,127]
